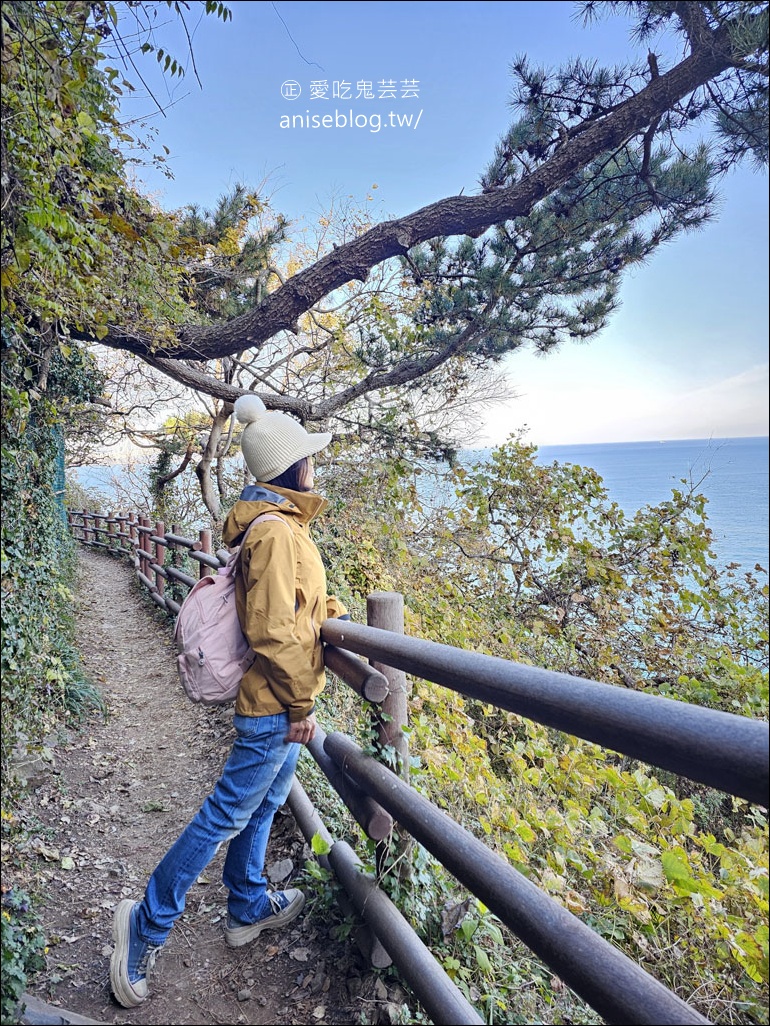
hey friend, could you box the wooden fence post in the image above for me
[140,516,150,582]
[154,520,165,599]
[366,591,409,780]
[117,512,127,554]
[107,511,116,553]
[127,513,137,567]
[366,591,413,883]
[137,516,144,576]
[168,523,180,594]
[199,528,213,578]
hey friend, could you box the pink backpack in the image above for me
[173,514,287,705]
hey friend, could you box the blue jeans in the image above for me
[136,712,301,945]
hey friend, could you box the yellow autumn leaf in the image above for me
[563,889,590,913]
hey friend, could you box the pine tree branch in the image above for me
[71,12,756,371]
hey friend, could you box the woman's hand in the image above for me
[284,713,317,745]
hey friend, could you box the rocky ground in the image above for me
[10,547,410,1026]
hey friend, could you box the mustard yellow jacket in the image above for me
[221,483,347,722]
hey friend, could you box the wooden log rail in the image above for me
[68,509,768,1026]
[321,621,768,807]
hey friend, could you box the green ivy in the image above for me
[0,888,47,1025]
[1,323,104,780]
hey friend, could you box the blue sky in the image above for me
[124,0,768,447]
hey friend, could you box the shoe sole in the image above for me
[110,899,147,1008]
[225,891,306,948]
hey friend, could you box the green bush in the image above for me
[1,325,106,1017]
[0,888,47,1025]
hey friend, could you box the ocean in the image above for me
[71,436,768,572]
[528,436,768,572]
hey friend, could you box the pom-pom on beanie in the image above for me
[234,394,332,483]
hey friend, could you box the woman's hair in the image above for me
[267,457,311,492]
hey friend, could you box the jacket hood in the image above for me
[222,483,327,546]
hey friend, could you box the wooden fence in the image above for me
[67,508,768,1026]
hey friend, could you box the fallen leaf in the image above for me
[34,842,60,861]
[267,858,293,883]
[613,871,632,899]
[563,889,589,913]
[441,897,471,938]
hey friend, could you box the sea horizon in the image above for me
[70,436,769,572]
[466,433,769,453]
[464,435,768,572]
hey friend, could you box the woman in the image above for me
[110,394,348,1008]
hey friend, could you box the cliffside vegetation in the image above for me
[2,2,767,1022]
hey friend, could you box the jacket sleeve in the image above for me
[241,522,320,722]
[326,595,349,620]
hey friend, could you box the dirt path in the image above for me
[17,547,391,1026]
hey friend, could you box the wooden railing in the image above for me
[68,509,768,1026]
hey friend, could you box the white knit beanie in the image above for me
[234,394,332,482]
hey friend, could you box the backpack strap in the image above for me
[250,513,288,530]
[230,512,292,572]
[231,514,298,628]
